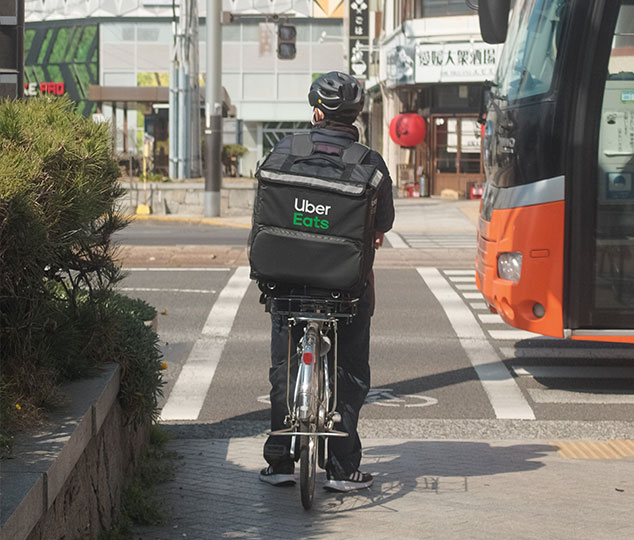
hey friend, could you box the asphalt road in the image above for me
[118,262,634,440]
[114,221,251,246]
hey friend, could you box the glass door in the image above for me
[592,1,634,327]
[432,115,484,195]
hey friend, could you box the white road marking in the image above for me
[488,329,542,340]
[463,292,484,299]
[125,267,231,272]
[444,270,476,276]
[418,267,535,420]
[455,284,480,291]
[477,313,504,324]
[120,287,216,294]
[385,231,409,249]
[528,388,634,404]
[259,388,441,408]
[160,266,251,421]
[501,347,634,359]
[469,302,488,310]
[512,365,634,379]
[365,388,439,408]
[447,276,476,283]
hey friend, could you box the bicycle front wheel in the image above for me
[299,433,317,510]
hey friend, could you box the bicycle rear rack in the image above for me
[269,427,348,438]
[265,294,358,319]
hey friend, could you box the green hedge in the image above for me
[0,97,164,454]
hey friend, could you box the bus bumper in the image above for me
[476,200,566,338]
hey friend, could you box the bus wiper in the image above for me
[480,80,514,134]
[482,80,507,100]
[479,80,507,124]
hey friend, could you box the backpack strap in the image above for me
[290,133,314,156]
[342,142,370,164]
[340,142,371,181]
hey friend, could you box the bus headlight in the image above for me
[497,252,522,282]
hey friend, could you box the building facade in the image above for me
[24,0,347,177]
[371,0,502,196]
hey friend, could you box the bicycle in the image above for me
[261,287,358,509]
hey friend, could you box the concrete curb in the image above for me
[0,364,120,540]
[125,214,252,229]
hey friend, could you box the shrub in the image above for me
[0,97,164,453]
[222,143,248,176]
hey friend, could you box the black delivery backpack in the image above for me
[248,133,385,294]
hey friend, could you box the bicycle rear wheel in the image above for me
[299,433,317,509]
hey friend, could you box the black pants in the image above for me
[263,286,372,477]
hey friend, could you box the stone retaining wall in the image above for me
[0,364,149,540]
[119,179,256,217]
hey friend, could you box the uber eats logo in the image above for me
[293,198,331,230]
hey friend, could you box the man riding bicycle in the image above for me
[257,72,395,492]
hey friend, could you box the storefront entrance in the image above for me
[431,114,484,196]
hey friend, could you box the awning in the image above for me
[87,85,236,117]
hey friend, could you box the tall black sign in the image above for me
[348,0,369,79]
[0,0,24,98]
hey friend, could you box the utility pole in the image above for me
[204,0,222,217]
[169,0,201,180]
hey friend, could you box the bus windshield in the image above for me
[495,0,569,101]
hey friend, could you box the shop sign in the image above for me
[24,82,65,96]
[385,45,415,87]
[415,42,501,83]
[348,0,369,79]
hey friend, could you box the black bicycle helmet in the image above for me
[308,71,364,124]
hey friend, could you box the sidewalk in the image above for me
[119,197,480,269]
[128,197,481,232]
[135,435,634,539]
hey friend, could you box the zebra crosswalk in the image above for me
[387,231,477,249]
[439,269,634,406]
[442,269,540,341]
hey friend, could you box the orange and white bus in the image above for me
[476,0,634,343]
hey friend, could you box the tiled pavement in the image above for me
[135,436,634,540]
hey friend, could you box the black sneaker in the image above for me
[259,463,296,487]
[324,469,373,492]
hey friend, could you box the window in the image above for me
[101,23,135,43]
[420,0,475,17]
[496,0,569,101]
[435,117,457,173]
[608,0,634,80]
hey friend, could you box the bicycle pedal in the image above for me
[330,412,341,423]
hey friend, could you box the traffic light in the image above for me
[277,24,296,60]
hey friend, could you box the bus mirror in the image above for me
[479,0,510,44]
[478,81,494,126]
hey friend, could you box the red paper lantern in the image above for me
[389,113,426,147]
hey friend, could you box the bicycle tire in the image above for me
[318,436,326,470]
[300,434,317,510]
